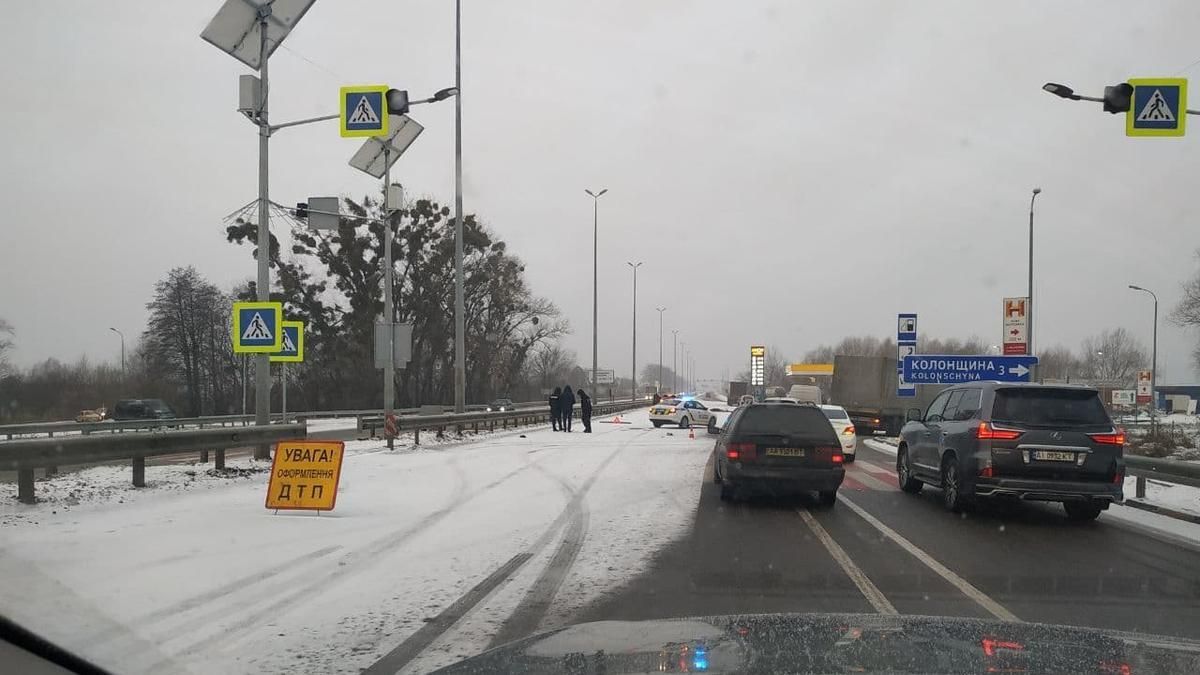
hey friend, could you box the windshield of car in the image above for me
[991,388,1111,428]
[5,4,1200,675]
[736,406,839,443]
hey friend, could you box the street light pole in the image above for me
[627,262,642,399]
[453,0,466,413]
[253,11,272,458]
[383,151,396,449]
[1028,187,1041,364]
[1129,285,1159,432]
[656,307,666,394]
[585,188,607,389]
[672,330,679,393]
[108,328,125,378]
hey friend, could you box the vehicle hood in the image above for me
[432,613,1200,674]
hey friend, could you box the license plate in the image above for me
[1033,450,1075,462]
[765,447,805,457]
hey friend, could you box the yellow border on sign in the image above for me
[232,301,283,353]
[265,440,345,511]
[1126,78,1187,137]
[340,85,390,138]
[270,320,305,363]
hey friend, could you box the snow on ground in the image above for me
[1122,476,1200,518]
[0,407,714,674]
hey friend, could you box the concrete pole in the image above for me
[384,150,395,449]
[453,0,466,413]
[254,13,272,459]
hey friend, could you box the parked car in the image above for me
[74,409,104,423]
[820,404,857,462]
[649,398,713,428]
[896,383,1124,521]
[712,401,846,505]
[111,398,176,421]
[486,398,516,412]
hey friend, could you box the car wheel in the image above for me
[941,457,969,512]
[1063,501,1103,522]
[679,416,690,429]
[652,421,664,428]
[843,452,856,463]
[818,490,837,507]
[719,480,735,501]
[897,447,922,494]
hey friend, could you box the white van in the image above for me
[786,384,822,405]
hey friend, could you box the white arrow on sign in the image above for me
[1008,364,1030,377]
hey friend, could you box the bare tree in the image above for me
[1171,250,1200,370]
[0,317,13,379]
[526,344,577,393]
[1037,344,1078,381]
[1078,328,1148,383]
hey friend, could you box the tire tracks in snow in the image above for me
[159,449,554,660]
[367,427,651,674]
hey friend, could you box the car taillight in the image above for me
[1089,429,1126,446]
[832,453,844,464]
[1112,467,1125,484]
[979,466,994,478]
[726,442,755,461]
[980,637,1023,657]
[976,422,1022,440]
[843,425,856,436]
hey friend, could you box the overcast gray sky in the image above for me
[3,1,1200,384]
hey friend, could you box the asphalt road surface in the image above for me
[576,443,1200,642]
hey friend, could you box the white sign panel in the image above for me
[1112,390,1136,406]
[1003,297,1029,355]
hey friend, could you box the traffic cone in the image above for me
[688,427,695,440]
[613,415,622,424]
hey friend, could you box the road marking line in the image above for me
[837,494,1021,622]
[846,466,894,491]
[854,460,893,477]
[798,509,897,615]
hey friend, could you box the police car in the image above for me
[649,397,714,428]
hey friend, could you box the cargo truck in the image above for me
[727,381,749,405]
[830,355,945,435]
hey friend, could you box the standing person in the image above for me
[560,384,575,432]
[578,389,593,433]
[549,387,562,431]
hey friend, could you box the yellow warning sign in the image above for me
[265,440,345,511]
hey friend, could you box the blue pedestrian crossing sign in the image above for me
[270,321,305,363]
[233,301,283,353]
[1127,78,1187,137]
[340,85,389,138]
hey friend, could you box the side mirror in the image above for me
[906,408,922,423]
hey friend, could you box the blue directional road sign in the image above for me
[1127,78,1187,137]
[232,301,282,353]
[903,354,1038,385]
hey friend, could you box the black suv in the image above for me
[713,402,846,505]
[111,398,176,421]
[897,383,1124,521]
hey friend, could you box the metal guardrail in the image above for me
[0,399,564,439]
[2,423,306,504]
[1125,454,1200,493]
[363,399,646,443]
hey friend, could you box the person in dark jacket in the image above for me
[559,384,575,432]
[578,389,593,433]
[549,387,562,431]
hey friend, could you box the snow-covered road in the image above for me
[0,407,716,674]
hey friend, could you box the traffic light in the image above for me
[1103,83,1133,114]
[386,89,410,115]
[295,202,308,219]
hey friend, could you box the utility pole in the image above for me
[585,188,607,390]
[108,328,125,378]
[672,330,679,393]
[1129,285,1159,433]
[453,0,466,413]
[627,262,642,399]
[656,307,666,393]
[253,10,272,459]
[1028,187,1041,362]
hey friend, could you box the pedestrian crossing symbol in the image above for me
[270,321,305,363]
[1127,78,1186,137]
[340,85,390,138]
[232,301,283,353]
